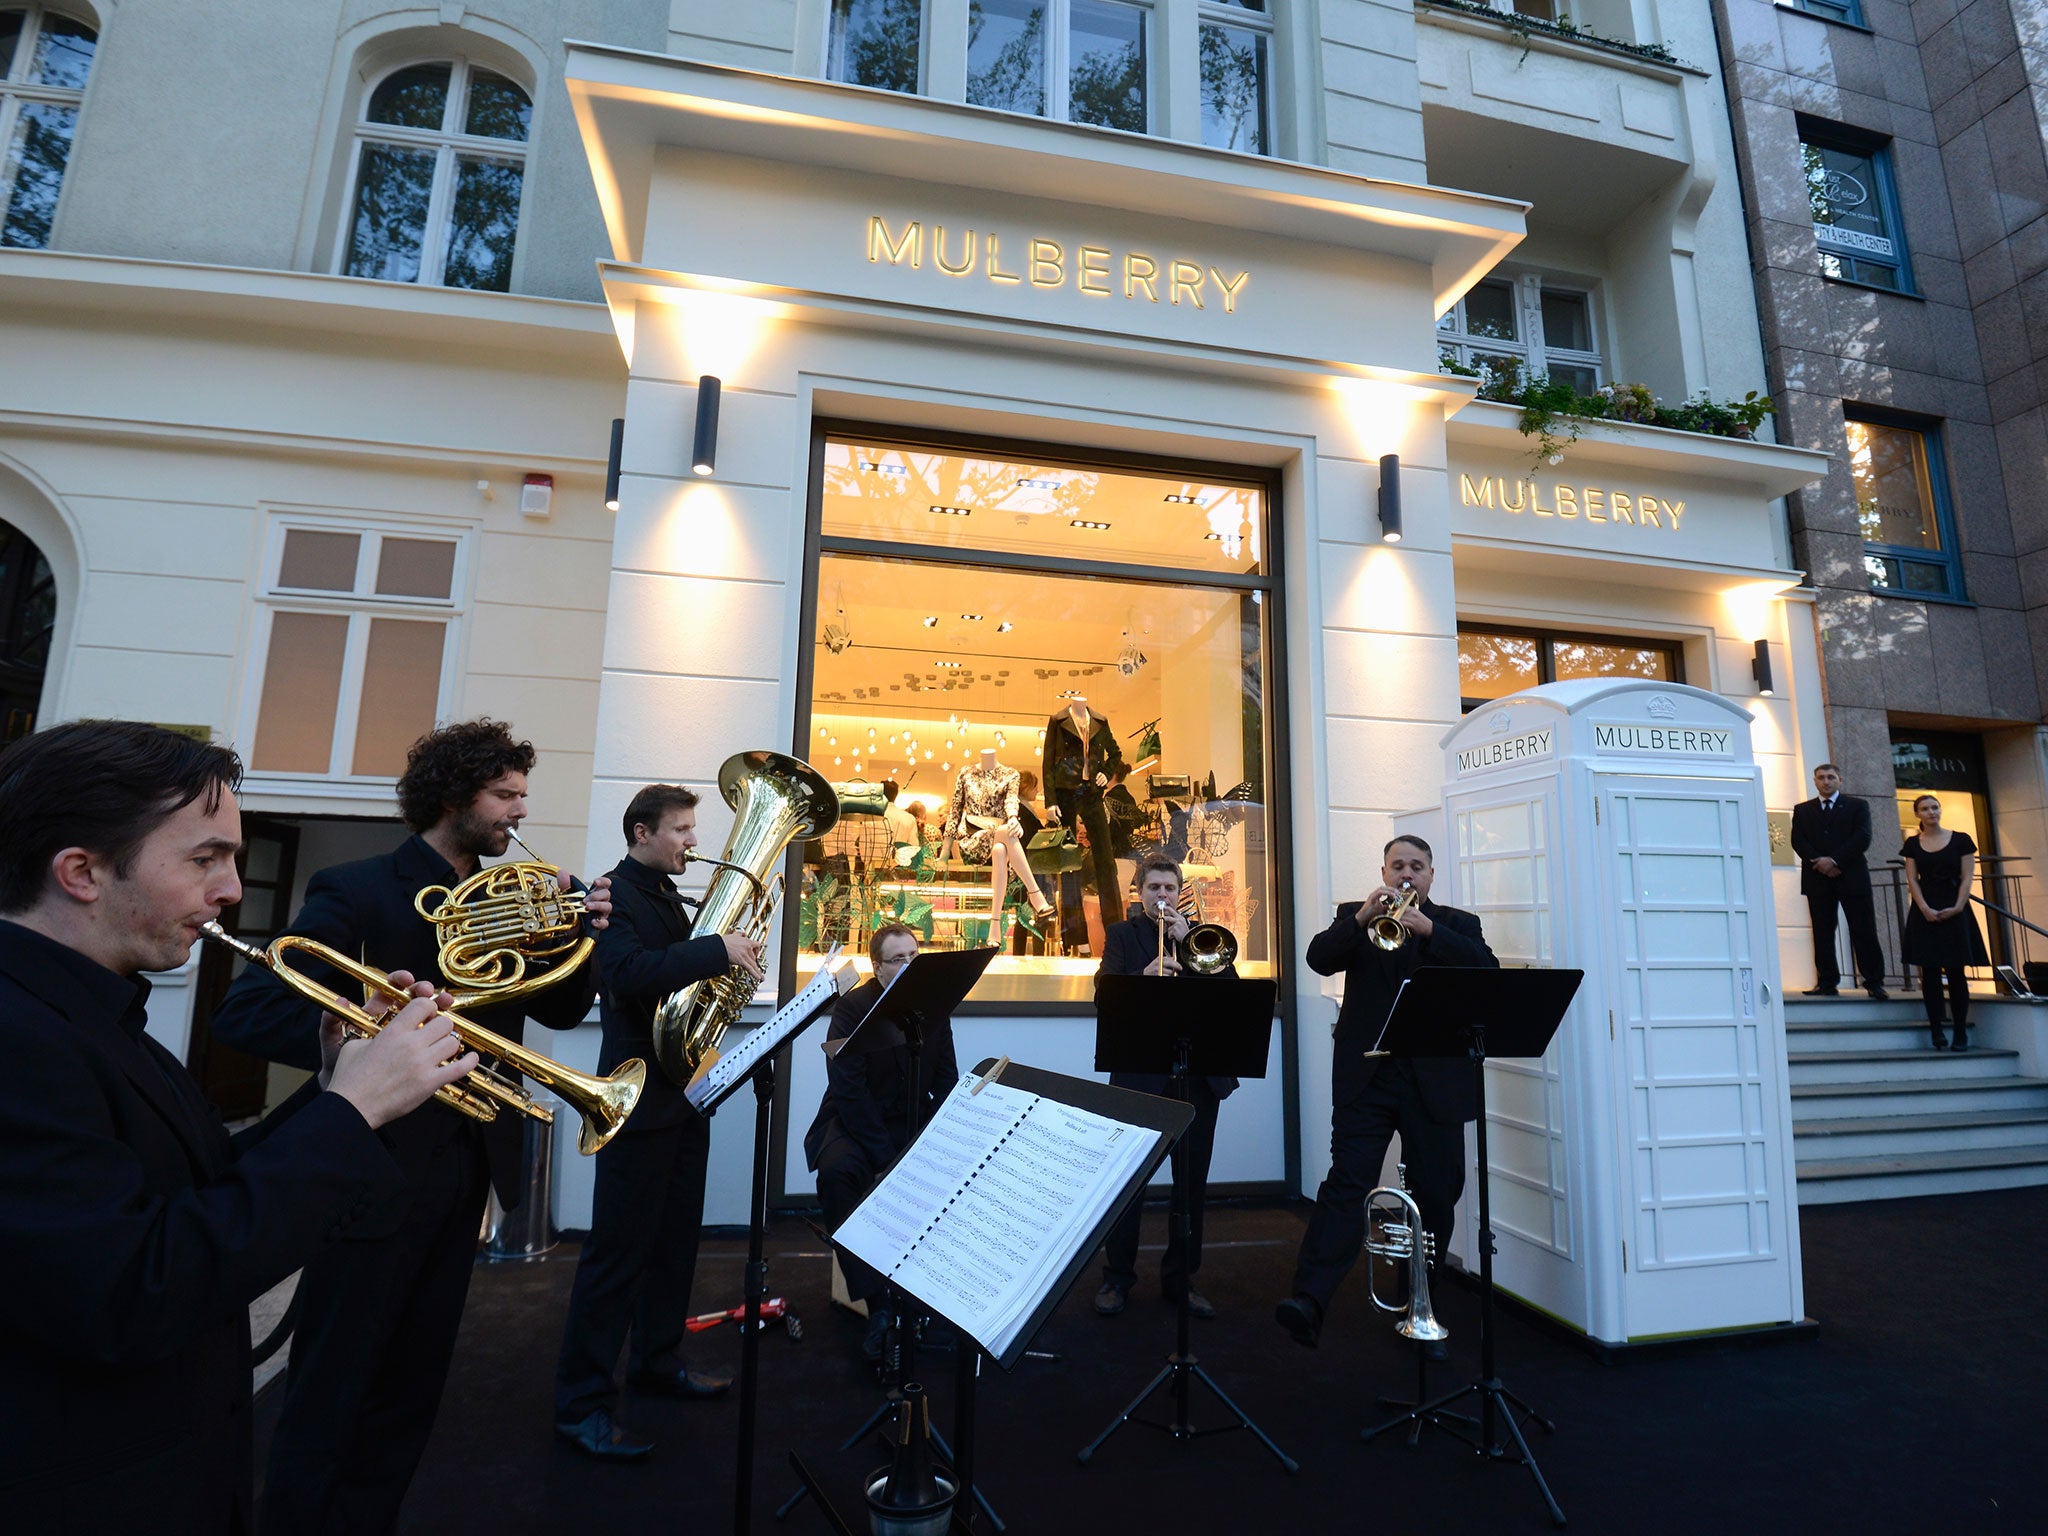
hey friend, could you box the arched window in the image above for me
[0,516,55,741]
[339,58,530,292]
[0,6,98,249]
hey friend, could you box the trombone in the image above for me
[1366,1164,1449,1344]
[200,922,644,1154]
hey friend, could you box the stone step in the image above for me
[1785,1016,1980,1052]
[1785,1046,2019,1086]
[1788,1074,2048,1120]
[1795,1144,2048,1205]
[1792,1106,2048,1162]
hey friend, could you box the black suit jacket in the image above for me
[1042,710,1125,796]
[1305,898,1498,1123]
[593,853,731,1132]
[1098,911,1240,1099]
[208,834,598,1205]
[1789,794,1875,896]
[0,920,404,1535]
[803,978,959,1172]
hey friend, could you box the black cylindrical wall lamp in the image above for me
[1752,637,1774,696]
[692,375,722,477]
[603,417,624,511]
[1377,453,1402,543]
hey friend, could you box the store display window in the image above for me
[799,430,1279,1004]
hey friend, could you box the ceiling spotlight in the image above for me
[1071,519,1111,531]
[996,620,1013,633]
[929,504,973,516]
[829,735,837,746]
[1203,532,1222,541]
[1017,475,1061,489]
[961,613,983,621]
[923,616,938,627]
[1163,493,1202,505]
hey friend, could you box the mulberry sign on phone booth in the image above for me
[1438,680,1806,1345]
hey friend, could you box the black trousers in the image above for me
[1920,965,1971,1031]
[1052,786,1119,941]
[554,1109,712,1421]
[1291,1064,1464,1311]
[814,1119,893,1303]
[1102,1077,1219,1296]
[1806,874,1886,991]
[261,1128,490,1536]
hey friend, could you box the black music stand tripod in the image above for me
[776,947,1006,1530]
[1359,965,1581,1529]
[1078,974,1297,1473]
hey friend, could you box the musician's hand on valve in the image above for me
[320,973,437,1090]
[723,932,766,981]
[1357,887,1403,929]
[583,873,613,932]
[328,995,479,1129]
[1399,904,1434,941]
[1143,953,1182,977]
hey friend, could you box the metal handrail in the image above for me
[1971,892,2048,942]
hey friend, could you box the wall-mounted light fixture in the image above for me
[1751,637,1774,696]
[691,375,721,477]
[1377,453,1402,544]
[604,418,624,511]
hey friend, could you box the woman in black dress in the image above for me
[1900,795,1989,1051]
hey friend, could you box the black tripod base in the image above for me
[776,1394,1007,1531]
[1077,1353,1299,1473]
[1366,1373,1564,1527]
[1363,1348,1477,1448]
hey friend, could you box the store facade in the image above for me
[566,48,1830,1206]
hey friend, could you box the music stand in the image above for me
[1358,965,1582,1529]
[1078,974,1296,1473]
[777,948,1002,1529]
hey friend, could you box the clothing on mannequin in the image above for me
[1041,700,1125,950]
[943,749,1053,922]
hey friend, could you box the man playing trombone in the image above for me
[1276,835,1496,1353]
[211,718,609,1534]
[1093,855,1238,1320]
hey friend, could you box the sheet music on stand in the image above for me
[832,1061,1189,1370]
[684,943,855,1114]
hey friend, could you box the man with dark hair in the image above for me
[0,720,471,1535]
[1092,855,1238,1319]
[805,921,958,1361]
[1276,835,1497,1352]
[211,717,609,1532]
[1791,762,1890,1000]
[552,782,756,1460]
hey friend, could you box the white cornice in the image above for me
[564,45,1528,316]
[1447,399,1831,499]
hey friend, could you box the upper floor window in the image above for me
[340,59,530,292]
[247,522,466,780]
[0,6,97,249]
[1780,1,1864,24]
[829,0,923,94]
[968,0,1150,132]
[1199,2,1272,154]
[1847,412,1962,600]
[1458,624,1681,713]
[1799,121,1912,294]
[1439,274,1602,394]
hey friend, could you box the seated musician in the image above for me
[1093,855,1238,1320]
[804,922,958,1359]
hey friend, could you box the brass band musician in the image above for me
[1276,835,1496,1353]
[1093,854,1238,1320]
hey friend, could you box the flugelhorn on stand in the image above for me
[1365,1163,1449,1344]
[200,923,644,1153]
[413,831,594,1011]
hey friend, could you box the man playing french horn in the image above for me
[212,718,611,1535]
[1276,834,1496,1355]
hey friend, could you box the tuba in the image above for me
[1368,881,1420,951]
[1365,1164,1449,1344]
[651,750,839,1084]
[200,923,643,1153]
[413,833,593,1011]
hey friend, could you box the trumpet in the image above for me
[1366,1164,1448,1344]
[1368,881,1419,951]
[199,923,644,1154]
[413,832,593,1011]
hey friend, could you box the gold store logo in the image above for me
[1460,474,1686,531]
[867,215,1251,314]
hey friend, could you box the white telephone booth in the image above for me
[1436,680,1805,1346]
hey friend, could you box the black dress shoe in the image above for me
[1802,986,1840,997]
[555,1408,653,1461]
[1093,1282,1127,1316]
[1274,1294,1321,1349]
[628,1366,732,1399]
[1183,1290,1217,1320]
[1867,987,1891,1002]
[1930,1028,1950,1051]
[1952,1028,1970,1052]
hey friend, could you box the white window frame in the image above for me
[961,0,1155,131]
[1439,272,1604,392]
[0,4,96,248]
[1195,1,1275,155]
[240,515,471,796]
[331,56,531,290]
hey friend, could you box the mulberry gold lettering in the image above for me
[1612,493,1634,523]
[933,225,977,276]
[1460,473,1494,508]
[868,216,922,268]
[1665,500,1685,531]
[1501,478,1528,512]
[1030,238,1065,288]
[1585,487,1606,522]
[1640,496,1662,529]
[986,234,1021,284]
[1079,245,1112,296]
[1556,485,1579,519]
[1125,252,1159,301]
[1169,260,1205,308]
[1211,267,1250,314]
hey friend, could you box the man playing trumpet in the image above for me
[1093,855,1238,1320]
[212,718,610,1534]
[1276,835,1496,1353]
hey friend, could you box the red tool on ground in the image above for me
[686,1297,800,1338]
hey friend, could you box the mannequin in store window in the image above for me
[941,748,1055,925]
[1043,697,1125,953]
